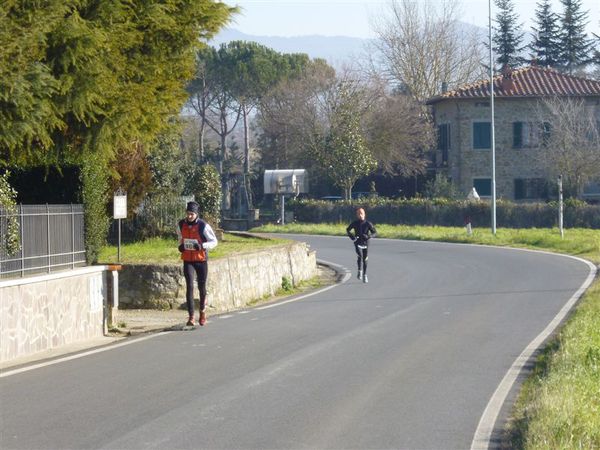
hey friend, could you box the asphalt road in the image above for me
[0,235,594,450]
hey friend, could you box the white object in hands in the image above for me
[184,238,199,250]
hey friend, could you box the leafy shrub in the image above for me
[288,198,600,229]
[189,164,221,228]
[81,154,110,264]
[424,174,459,200]
[109,143,153,217]
[281,276,293,292]
[0,171,20,257]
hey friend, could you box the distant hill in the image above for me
[209,25,492,66]
[209,28,371,64]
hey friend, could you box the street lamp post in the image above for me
[489,0,497,235]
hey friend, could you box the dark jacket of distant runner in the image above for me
[346,219,377,246]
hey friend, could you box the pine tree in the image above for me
[530,0,561,67]
[492,0,526,69]
[558,0,593,73]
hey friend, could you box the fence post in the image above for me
[47,203,51,273]
[19,204,24,277]
[71,203,75,269]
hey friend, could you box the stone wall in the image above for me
[0,266,109,363]
[118,241,317,312]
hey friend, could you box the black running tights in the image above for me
[183,261,208,316]
[354,243,369,274]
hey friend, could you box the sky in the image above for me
[225,0,599,39]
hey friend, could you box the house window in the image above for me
[437,124,450,164]
[514,178,548,199]
[473,122,491,149]
[513,122,539,148]
[513,122,552,148]
[473,178,491,196]
[541,122,552,146]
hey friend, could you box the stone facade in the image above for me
[432,97,600,200]
[428,67,600,201]
[118,241,317,312]
[0,266,109,363]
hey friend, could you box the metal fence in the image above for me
[0,204,86,278]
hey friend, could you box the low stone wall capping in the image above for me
[118,241,317,312]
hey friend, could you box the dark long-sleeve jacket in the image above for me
[346,219,377,246]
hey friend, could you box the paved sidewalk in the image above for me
[1,264,338,372]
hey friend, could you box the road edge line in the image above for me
[1,259,349,377]
[0,332,171,378]
[256,259,350,310]
[470,254,597,450]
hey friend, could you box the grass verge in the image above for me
[506,280,600,449]
[98,233,288,265]
[252,223,600,448]
[251,223,599,264]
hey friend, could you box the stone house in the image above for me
[426,66,600,201]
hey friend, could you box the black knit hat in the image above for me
[186,201,199,214]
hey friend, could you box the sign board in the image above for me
[113,195,127,219]
[264,169,308,195]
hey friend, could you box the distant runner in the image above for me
[346,207,377,283]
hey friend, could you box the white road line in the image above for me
[0,332,171,378]
[470,254,597,450]
[1,259,349,377]
[279,233,599,449]
[256,259,350,311]
[315,234,595,450]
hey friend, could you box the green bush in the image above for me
[281,276,293,292]
[288,198,600,229]
[190,164,221,228]
[0,171,20,257]
[81,154,110,264]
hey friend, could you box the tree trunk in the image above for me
[242,106,252,209]
[198,119,205,163]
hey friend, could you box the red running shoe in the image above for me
[199,311,206,326]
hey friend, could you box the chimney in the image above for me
[441,82,448,94]
[501,65,514,92]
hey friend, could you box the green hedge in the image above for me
[0,171,20,257]
[288,198,600,229]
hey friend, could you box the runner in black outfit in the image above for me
[346,207,377,283]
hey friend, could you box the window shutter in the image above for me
[513,122,523,148]
[514,179,524,199]
[473,123,491,149]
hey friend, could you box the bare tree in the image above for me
[257,59,337,170]
[257,63,434,183]
[539,97,600,198]
[370,0,486,103]
[364,89,434,176]
[186,49,218,163]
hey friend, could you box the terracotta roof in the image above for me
[426,66,600,104]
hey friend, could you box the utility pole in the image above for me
[558,175,564,239]
[489,0,497,235]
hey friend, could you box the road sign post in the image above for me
[113,190,127,262]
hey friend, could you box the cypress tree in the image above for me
[558,0,593,73]
[530,0,561,67]
[492,0,526,69]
